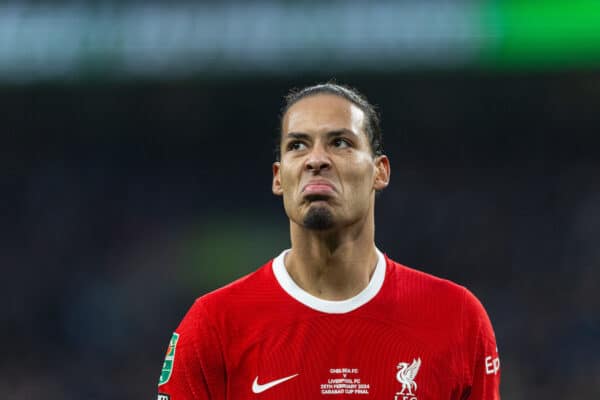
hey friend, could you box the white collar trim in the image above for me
[272,248,386,314]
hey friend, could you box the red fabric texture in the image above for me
[158,255,500,399]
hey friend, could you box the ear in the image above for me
[272,162,283,196]
[373,155,390,191]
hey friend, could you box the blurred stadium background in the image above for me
[3,0,600,398]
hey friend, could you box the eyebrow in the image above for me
[284,129,358,141]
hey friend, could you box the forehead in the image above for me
[282,94,366,137]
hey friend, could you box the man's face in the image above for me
[272,94,389,231]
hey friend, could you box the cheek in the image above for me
[279,167,301,205]
[345,159,375,188]
[280,170,296,194]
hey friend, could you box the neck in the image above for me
[285,213,379,301]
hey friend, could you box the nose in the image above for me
[305,144,331,172]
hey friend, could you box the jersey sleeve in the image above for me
[158,299,227,400]
[462,288,501,400]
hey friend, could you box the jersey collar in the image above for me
[272,248,386,314]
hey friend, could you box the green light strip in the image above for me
[481,0,600,68]
[1,1,599,82]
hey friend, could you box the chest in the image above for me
[224,315,465,400]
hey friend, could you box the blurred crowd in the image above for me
[3,75,599,399]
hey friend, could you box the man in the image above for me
[158,83,501,399]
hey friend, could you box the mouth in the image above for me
[302,182,337,197]
[304,193,331,203]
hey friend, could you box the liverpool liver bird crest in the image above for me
[396,357,421,395]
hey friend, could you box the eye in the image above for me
[287,141,307,151]
[332,137,351,148]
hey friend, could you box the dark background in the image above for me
[4,70,600,399]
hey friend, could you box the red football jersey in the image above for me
[158,250,501,399]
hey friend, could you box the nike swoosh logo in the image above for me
[252,374,299,393]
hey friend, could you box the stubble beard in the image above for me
[303,205,335,230]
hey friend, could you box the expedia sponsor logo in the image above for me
[485,355,500,375]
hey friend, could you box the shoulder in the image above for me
[382,255,493,331]
[384,255,470,302]
[177,257,282,330]
[193,258,276,311]
[174,255,298,354]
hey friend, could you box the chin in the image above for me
[303,205,335,230]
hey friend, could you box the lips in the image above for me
[302,181,336,197]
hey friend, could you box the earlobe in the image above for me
[373,155,391,191]
[272,162,283,196]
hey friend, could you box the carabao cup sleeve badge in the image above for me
[159,332,180,385]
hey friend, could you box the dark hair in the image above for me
[275,82,383,161]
